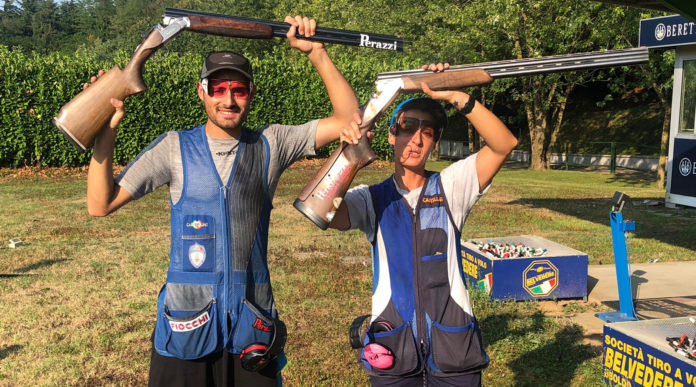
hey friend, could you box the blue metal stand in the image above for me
[597,205,638,323]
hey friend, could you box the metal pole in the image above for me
[610,142,616,174]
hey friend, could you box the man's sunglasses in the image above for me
[397,117,437,137]
[202,78,251,99]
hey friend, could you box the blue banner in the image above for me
[603,324,696,387]
[670,138,696,198]
[640,15,696,48]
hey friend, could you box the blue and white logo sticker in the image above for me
[188,243,206,269]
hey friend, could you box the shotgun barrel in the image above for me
[163,8,406,51]
[377,47,649,80]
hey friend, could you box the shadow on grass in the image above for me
[481,311,600,386]
[1,258,68,278]
[15,258,67,273]
[548,164,657,187]
[0,345,22,361]
[508,197,696,252]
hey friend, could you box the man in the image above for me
[330,63,518,386]
[86,16,359,386]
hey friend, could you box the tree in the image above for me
[457,0,649,170]
[612,8,673,188]
[1,1,25,47]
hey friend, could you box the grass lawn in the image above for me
[0,160,694,386]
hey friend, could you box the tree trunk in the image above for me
[431,141,440,161]
[529,125,547,170]
[657,105,671,188]
[525,98,550,170]
[547,84,574,157]
[468,122,478,153]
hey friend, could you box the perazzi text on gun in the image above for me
[53,8,406,152]
[293,47,649,230]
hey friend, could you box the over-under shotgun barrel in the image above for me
[163,8,406,51]
[377,48,649,80]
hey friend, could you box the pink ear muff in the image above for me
[364,343,393,369]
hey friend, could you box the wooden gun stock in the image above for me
[185,15,273,39]
[53,29,166,152]
[293,119,378,230]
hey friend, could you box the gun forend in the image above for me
[400,69,494,93]
[166,13,274,39]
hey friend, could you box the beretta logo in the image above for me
[655,23,666,41]
[679,158,692,177]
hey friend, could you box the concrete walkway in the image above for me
[557,261,696,345]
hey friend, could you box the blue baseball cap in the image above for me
[389,97,448,142]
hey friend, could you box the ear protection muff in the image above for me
[389,122,398,136]
[349,315,395,370]
[239,305,287,372]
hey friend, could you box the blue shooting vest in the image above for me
[153,125,276,360]
[362,173,488,377]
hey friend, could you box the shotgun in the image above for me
[293,48,649,230]
[54,10,406,152]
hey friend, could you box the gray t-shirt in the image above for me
[343,153,487,242]
[115,120,319,204]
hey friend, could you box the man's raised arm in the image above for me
[86,78,133,217]
[283,15,359,150]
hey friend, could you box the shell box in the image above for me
[460,235,588,301]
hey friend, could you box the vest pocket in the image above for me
[430,319,485,373]
[362,322,420,377]
[420,253,451,320]
[154,283,221,360]
[182,215,215,272]
[231,298,275,354]
[182,238,215,272]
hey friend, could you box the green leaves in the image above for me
[0,45,418,166]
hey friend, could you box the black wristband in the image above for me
[458,97,476,116]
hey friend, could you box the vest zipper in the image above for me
[220,185,230,340]
[411,208,428,363]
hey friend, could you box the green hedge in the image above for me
[0,45,425,166]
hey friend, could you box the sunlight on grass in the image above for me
[0,161,692,385]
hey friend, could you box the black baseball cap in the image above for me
[201,51,253,82]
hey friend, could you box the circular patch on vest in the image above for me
[188,243,207,269]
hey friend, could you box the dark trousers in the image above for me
[148,341,279,387]
[370,371,482,387]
